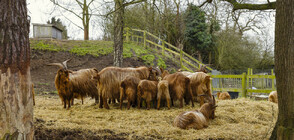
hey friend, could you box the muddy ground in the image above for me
[31,50,179,139]
[31,50,179,93]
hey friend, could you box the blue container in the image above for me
[228,92,239,99]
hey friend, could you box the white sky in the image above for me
[27,0,275,43]
[27,0,104,40]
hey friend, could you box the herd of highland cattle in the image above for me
[44,59,278,130]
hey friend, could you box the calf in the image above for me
[268,91,278,103]
[120,76,141,109]
[137,79,158,110]
[217,92,231,100]
[163,72,194,108]
[157,79,171,109]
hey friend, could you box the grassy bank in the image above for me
[30,39,166,68]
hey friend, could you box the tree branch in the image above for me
[58,9,84,30]
[205,0,276,10]
[75,0,83,9]
[123,0,146,7]
[50,0,83,19]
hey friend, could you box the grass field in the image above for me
[34,95,278,139]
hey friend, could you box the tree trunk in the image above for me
[84,25,89,40]
[113,0,124,67]
[83,0,90,41]
[0,0,33,139]
[270,0,294,139]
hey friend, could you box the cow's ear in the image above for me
[149,67,153,71]
[160,67,164,73]
[205,75,211,82]
[217,92,221,98]
[93,68,98,73]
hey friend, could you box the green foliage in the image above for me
[141,55,155,66]
[169,68,177,74]
[184,4,212,63]
[157,56,166,69]
[30,40,66,52]
[47,17,68,39]
[214,30,262,70]
[123,42,167,67]
[69,44,113,57]
[123,43,134,58]
[31,40,113,57]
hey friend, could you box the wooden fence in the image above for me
[124,28,213,72]
[124,28,276,98]
[211,68,276,98]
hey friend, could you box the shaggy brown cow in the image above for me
[160,69,170,79]
[181,72,212,104]
[268,91,278,103]
[94,66,160,109]
[119,76,141,109]
[173,96,217,130]
[137,79,159,110]
[157,79,171,109]
[163,72,194,108]
[217,92,231,100]
[48,59,99,109]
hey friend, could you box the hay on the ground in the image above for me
[34,95,278,139]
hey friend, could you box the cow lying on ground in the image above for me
[217,92,231,100]
[173,95,217,130]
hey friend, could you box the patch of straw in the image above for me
[34,95,278,139]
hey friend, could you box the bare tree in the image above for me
[50,0,95,40]
[0,0,34,139]
[113,0,146,67]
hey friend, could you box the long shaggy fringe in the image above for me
[157,80,170,109]
[183,72,212,102]
[163,72,192,108]
[70,68,99,99]
[98,67,150,99]
[137,80,158,109]
[268,91,278,103]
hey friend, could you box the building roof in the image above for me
[32,23,63,32]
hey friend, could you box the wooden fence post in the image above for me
[241,73,247,98]
[179,44,183,69]
[247,68,250,88]
[250,68,253,88]
[162,40,165,57]
[143,31,146,48]
[271,69,275,90]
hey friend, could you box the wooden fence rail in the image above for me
[211,69,276,98]
[124,28,213,72]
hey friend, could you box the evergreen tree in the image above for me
[184,4,212,63]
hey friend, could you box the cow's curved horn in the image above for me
[62,59,72,70]
[47,63,64,69]
[154,67,162,76]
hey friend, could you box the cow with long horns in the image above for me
[48,59,99,109]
